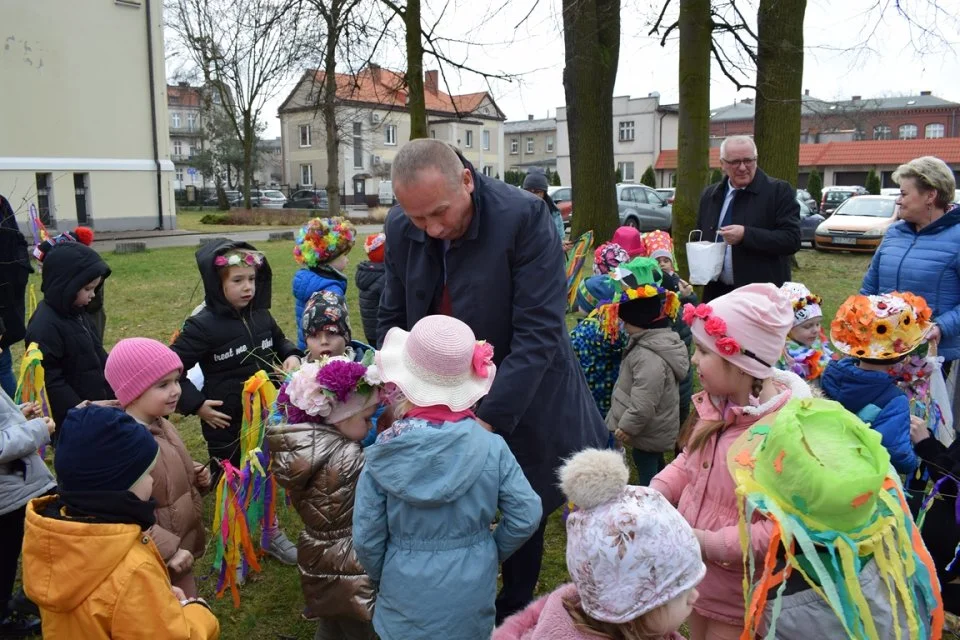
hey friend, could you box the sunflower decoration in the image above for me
[830,292,932,360]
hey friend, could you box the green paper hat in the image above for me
[728,398,890,533]
[612,256,663,290]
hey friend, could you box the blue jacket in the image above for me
[821,358,918,474]
[862,206,960,361]
[292,266,347,350]
[353,419,542,640]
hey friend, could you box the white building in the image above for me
[1,0,176,232]
[557,94,678,187]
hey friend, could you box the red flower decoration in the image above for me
[704,315,727,338]
[694,303,712,319]
[682,303,696,325]
[472,341,494,378]
[715,337,741,357]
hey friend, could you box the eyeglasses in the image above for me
[721,157,757,167]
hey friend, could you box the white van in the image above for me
[378,181,395,206]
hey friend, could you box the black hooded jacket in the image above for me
[170,240,301,443]
[354,260,385,346]
[24,242,113,430]
[0,195,33,348]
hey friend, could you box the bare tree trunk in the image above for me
[405,0,427,139]
[754,0,806,187]
[561,0,620,241]
[243,121,254,209]
[322,3,342,215]
[673,0,711,277]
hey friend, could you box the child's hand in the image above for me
[614,429,630,445]
[679,280,694,297]
[198,400,231,429]
[171,586,187,601]
[282,356,301,372]
[92,399,121,408]
[42,417,56,436]
[19,402,41,419]
[910,415,931,444]
[167,549,194,575]
[194,462,212,489]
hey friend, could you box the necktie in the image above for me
[717,188,738,241]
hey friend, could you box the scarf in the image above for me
[48,490,158,531]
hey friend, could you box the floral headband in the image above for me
[276,353,381,423]
[215,251,264,268]
[792,294,822,312]
[594,283,680,342]
[682,303,771,366]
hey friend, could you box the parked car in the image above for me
[797,188,818,213]
[240,189,287,208]
[814,195,898,253]
[820,185,868,216]
[284,188,329,210]
[202,190,241,206]
[881,188,901,197]
[616,184,672,231]
[655,188,676,205]
[547,186,573,228]
[797,198,824,244]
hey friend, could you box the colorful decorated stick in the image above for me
[15,342,51,457]
[27,204,50,260]
[565,230,594,311]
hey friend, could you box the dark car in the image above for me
[202,190,241,206]
[798,198,824,244]
[820,186,868,216]
[283,188,329,210]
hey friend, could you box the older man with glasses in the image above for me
[696,135,801,302]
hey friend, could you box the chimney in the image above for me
[528,114,534,120]
[804,89,809,96]
[921,90,932,96]
[425,70,438,95]
[369,63,381,84]
[852,95,861,102]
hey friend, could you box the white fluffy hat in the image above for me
[560,449,705,623]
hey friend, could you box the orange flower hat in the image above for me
[830,292,932,360]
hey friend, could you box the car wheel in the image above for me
[625,217,640,229]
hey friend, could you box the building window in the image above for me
[899,124,918,140]
[510,138,518,154]
[873,125,891,141]
[384,124,397,146]
[171,112,181,128]
[617,161,635,182]
[353,122,363,168]
[926,123,945,139]
[482,129,490,150]
[526,137,534,153]
[189,144,196,157]
[212,92,222,105]
[187,113,197,130]
[546,136,554,152]
[301,164,313,185]
[35,173,53,225]
[173,140,182,156]
[175,168,184,183]
[299,124,312,147]
[465,130,474,148]
[482,165,492,177]
[619,121,635,142]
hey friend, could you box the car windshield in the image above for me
[834,198,896,217]
[264,190,285,198]
[825,191,854,202]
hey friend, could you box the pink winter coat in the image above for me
[493,583,685,640]
[650,370,811,626]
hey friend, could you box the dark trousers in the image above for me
[0,504,27,614]
[495,514,549,624]
[703,281,736,303]
[631,450,665,486]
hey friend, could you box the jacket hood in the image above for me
[355,261,385,290]
[40,243,111,316]
[909,204,960,235]
[23,496,143,612]
[821,358,900,413]
[195,239,272,315]
[363,420,490,506]
[627,329,689,381]
[292,267,345,303]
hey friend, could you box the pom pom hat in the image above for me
[376,315,495,411]
[684,283,793,380]
[105,338,184,407]
[561,449,705,623]
[293,217,356,267]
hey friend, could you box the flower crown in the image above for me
[792,293,822,312]
[215,251,264,268]
[294,217,357,268]
[276,354,381,423]
[683,303,771,366]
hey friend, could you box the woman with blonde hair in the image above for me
[862,155,960,370]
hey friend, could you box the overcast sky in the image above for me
[186,0,960,138]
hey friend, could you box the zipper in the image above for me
[894,233,918,291]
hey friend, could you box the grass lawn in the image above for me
[16,244,871,639]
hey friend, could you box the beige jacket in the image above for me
[266,422,374,621]
[606,328,690,452]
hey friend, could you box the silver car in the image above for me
[617,184,672,231]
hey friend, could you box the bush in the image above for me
[199,213,230,225]
[640,165,657,187]
[198,209,315,226]
[503,170,525,187]
[865,168,881,195]
[709,168,723,185]
[807,168,823,204]
[551,171,561,186]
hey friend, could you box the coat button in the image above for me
[702,461,710,469]
[141,536,150,544]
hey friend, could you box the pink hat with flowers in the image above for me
[683,283,793,379]
[561,449,706,623]
[376,315,496,411]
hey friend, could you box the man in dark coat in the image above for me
[0,194,32,397]
[376,139,608,622]
[696,135,801,302]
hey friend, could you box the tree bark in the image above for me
[322,2,342,215]
[562,0,620,242]
[754,0,807,188]
[673,0,712,276]
[242,120,254,209]
[404,0,427,139]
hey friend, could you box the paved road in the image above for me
[91,224,384,253]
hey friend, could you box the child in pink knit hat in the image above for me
[649,283,812,640]
[495,448,704,639]
[104,337,210,598]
